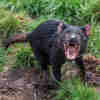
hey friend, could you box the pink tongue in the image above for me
[65,48,77,60]
[69,47,74,54]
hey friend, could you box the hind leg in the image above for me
[39,58,49,82]
[50,55,62,81]
[34,49,49,82]
[52,64,61,81]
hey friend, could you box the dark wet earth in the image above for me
[0,67,56,100]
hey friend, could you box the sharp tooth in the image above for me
[64,44,65,47]
[64,44,66,51]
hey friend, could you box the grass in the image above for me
[0,48,6,72]
[0,0,100,72]
[12,46,41,70]
[88,24,100,57]
[13,47,34,69]
[0,9,23,38]
[54,79,99,100]
[1,0,100,55]
[0,0,100,99]
[1,0,100,23]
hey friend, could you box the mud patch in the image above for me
[0,67,55,100]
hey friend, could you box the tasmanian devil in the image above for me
[3,20,90,81]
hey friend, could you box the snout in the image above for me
[69,38,79,45]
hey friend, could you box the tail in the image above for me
[3,33,30,49]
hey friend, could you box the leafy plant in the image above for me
[88,24,100,58]
[0,9,23,38]
[54,79,99,100]
[0,48,6,72]
[0,0,100,66]
[13,47,34,69]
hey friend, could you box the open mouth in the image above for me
[64,43,80,60]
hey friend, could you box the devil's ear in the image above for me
[57,22,64,33]
[81,24,91,36]
[57,22,65,33]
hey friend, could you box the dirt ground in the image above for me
[0,67,56,100]
[0,53,100,100]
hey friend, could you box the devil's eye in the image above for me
[71,34,76,38]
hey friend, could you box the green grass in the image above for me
[0,0,100,70]
[1,0,100,23]
[0,48,6,72]
[54,79,99,100]
[88,24,100,57]
[0,1,100,99]
[1,0,100,55]
[12,46,40,70]
[13,47,34,69]
[0,0,100,68]
[0,9,23,38]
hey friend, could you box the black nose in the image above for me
[70,38,77,44]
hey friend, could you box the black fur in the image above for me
[27,20,89,81]
[4,20,90,81]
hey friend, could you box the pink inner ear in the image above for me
[85,24,90,36]
[57,22,64,33]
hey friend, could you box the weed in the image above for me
[13,47,34,69]
[0,9,23,38]
[54,79,99,100]
[13,47,40,70]
[0,48,6,72]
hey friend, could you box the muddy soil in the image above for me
[0,54,100,100]
[0,67,55,100]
